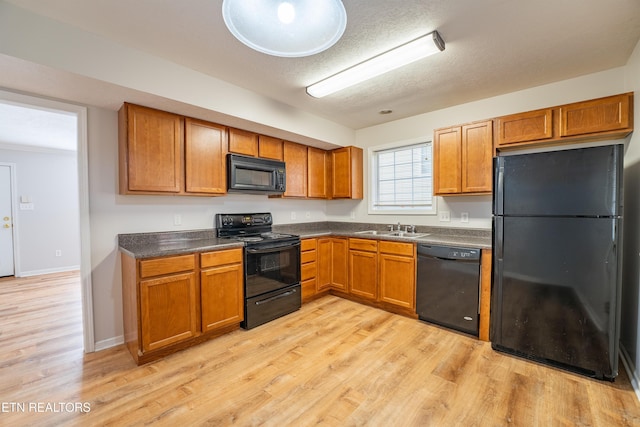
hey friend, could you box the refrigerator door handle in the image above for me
[494,158,505,215]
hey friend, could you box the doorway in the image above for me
[0,164,16,277]
[0,89,94,352]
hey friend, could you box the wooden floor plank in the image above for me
[0,271,639,426]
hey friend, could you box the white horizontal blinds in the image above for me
[375,142,432,209]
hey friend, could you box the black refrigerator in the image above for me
[491,144,623,380]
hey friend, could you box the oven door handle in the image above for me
[245,242,300,254]
[254,288,298,306]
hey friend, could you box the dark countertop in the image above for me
[274,221,492,250]
[118,222,492,259]
[118,229,243,259]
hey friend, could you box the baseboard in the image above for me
[94,335,124,352]
[18,265,81,277]
[620,343,640,402]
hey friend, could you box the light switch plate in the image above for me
[439,211,451,222]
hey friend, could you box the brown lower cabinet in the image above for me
[377,241,416,310]
[121,247,243,364]
[308,236,492,341]
[316,237,348,292]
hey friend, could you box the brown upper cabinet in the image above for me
[228,128,259,157]
[119,103,364,199]
[119,103,227,196]
[258,135,284,160]
[119,103,183,194]
[496,92,633,150]
[433,120,493,196]
[307,147,329,199]
[185,118,227,195]
[283,141,308,198]
[331,146,363,199]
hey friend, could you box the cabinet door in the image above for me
[331,238,348,291]
[185,118,227,194]
[331,146,363,199]
[379,253,415,309]
[461,121,493,193]
[283,141,308,197]
[560,93,631,137]
[140,272,197,351]
[122,104,183,193]
[316,238,332,291]
[496,109,553,146]
[307,147,328,198]
[349,250,377,300]
[433,127,462,195]
[201,263,244,332]
[228,128,258,156]
[258,135,284,160]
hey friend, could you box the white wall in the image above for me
[87,107,328,345]
[0,148,80,275]
[344,67,628,229]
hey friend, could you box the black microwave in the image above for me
[227,154,286,195]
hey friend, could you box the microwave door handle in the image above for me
[245,242,301,254]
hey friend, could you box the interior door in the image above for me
[0,165,15,277]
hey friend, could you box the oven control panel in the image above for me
[216,213,272,229]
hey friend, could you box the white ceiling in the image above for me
[2,0,640,131]
[0,101,77,151]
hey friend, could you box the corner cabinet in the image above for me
[316,237,348,292]
[121,247,244,365]
[433,120,493,195]
[119,103,227,196]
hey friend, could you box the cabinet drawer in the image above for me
[140,254,195,278]
[302,262,317,281]
[378,241,414,257]
[201,248,243,269]
[301,250,316,264]
[302,278,317,301]
[301,238,317,251]
[349,238,378,252]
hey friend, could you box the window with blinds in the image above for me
[370,142,434,214]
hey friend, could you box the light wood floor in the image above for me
[1,271,640,426]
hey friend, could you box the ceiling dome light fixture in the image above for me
[222,0,347,58]
[307,31,445,98]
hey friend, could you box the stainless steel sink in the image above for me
[355,230,381,235]
[355,230,430,239]
[384,231,430,239]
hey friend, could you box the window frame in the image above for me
[367,138,436,216]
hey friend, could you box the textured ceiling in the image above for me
[3,0,640,130]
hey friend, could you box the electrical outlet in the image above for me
[174,214,182,226]
[291,211,296,220]
[350,211,356,219]
[55,250,62,257]
[461,212,469,223]
[439,211,451,222]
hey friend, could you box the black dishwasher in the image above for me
[416,245,481,336]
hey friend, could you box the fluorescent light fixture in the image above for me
[222,0,347,58]
[306,31,445,98]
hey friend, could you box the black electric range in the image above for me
[215,213,301,329]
